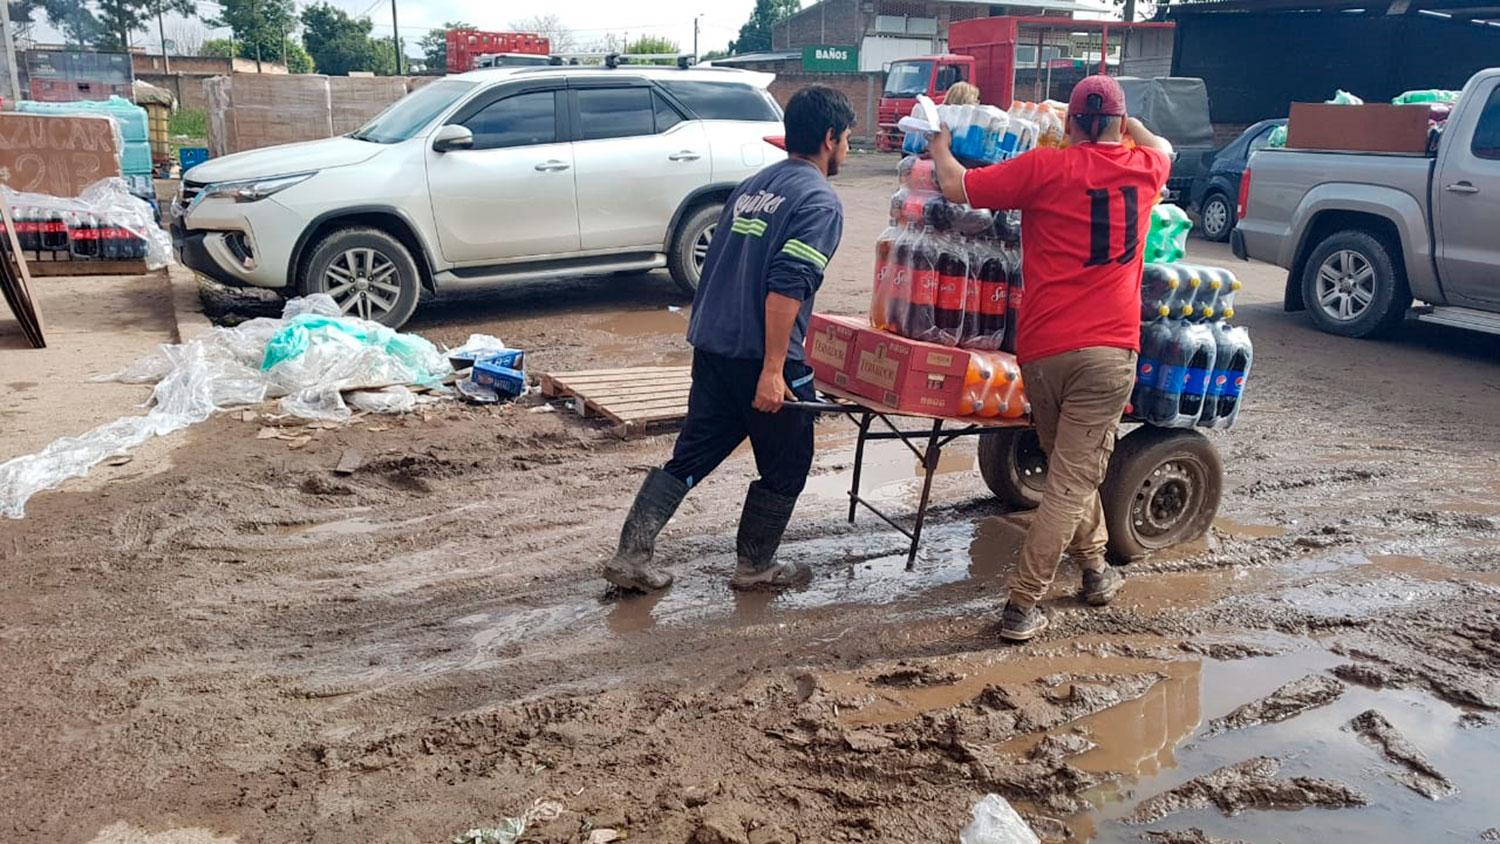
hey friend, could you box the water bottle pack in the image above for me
[1133,263,1253,430]
[899,99,1056,164]
[872,156,1023,353]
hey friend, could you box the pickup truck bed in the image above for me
[1235,67,1500,338]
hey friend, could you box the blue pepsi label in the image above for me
[1185,367,1211,395]
[1207,369,1230,397]
[1222,372,1246,398]
[1136,359,1159,387]
[1159,365,1188,392]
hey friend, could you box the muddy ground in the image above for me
[3,154,1499,843]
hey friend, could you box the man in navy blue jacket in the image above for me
[604,86,854,593]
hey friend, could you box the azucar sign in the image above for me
[802,45,859,73]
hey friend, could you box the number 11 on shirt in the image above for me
[1085,186,1140,267]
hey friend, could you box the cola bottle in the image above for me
[887,225,917,335]
[906,226,940,341]
[1205,313,1253,429]
[1141,263,1182,321]
[1146,321,1193,426]
[889,188,909,226]
[40,210,68,253]
[871,224,899,330]
[1177,322,1218,422]
[963,243,1008,351]
[1000,247,1024,354]
[67,212,92,259]
[961,240,985,345]
[14,207,39,253]
[1132,306,1176,419]
[934,237,968,346]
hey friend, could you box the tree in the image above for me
[205,0,297,68]
[509,13,575,54]
[418,20,471,72]
[25,0,195,51]
[370,36,400,76]
[1115,0,1173,22]
[731,0,799,55]
[700,48,730,62]
[200,37,235,58]
[625,34,679,59]
[300,2,381,76]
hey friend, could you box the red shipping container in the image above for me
[806,314,973,416]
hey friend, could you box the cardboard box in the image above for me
[0,113,121,197]
[471,361,526,397]
[1286,103,1431,154]
[806,313,972,416]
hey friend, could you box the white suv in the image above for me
[172,66,787,327]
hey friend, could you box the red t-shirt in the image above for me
[963,144,1171,365]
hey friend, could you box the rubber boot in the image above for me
[602,468,688,593]
[728,482,812,591]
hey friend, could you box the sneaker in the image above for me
[1080,566,1124,607]
[998,602,1049,642]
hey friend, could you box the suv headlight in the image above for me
[200,172,317,203]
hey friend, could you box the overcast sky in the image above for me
[25,0,761,60]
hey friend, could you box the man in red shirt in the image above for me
[930,75,1173,641]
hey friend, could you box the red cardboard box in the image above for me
[806,313,972,416]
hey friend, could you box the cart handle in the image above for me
[783,399,863,414]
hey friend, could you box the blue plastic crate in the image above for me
[178,146,209,172]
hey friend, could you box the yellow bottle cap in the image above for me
[1222,307,1235,320]
[1188,276,1201,288]
[1157,305,1171,317]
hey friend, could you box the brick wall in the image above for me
[133,54,232,76]
[768,71,883,144]
[774,0,866,50]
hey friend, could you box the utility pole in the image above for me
[157,4,171,73]
[1122,0,1137,23]
[279,20,287,69]
[0,0,21,103]
[693,14,700,57]
[390,0,402,75]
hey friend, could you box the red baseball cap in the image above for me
[1069,75,1127,118]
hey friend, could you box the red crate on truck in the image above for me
[446,30,551,73]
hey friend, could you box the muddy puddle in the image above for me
[585,307,692,365]
[1076,643,1500,843]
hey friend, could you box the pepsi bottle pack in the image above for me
[872,155,1022,351]
[1132,263,1253,430]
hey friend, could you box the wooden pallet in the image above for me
[539,366,692,438]
[24,257,151,277]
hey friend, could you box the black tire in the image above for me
[1100,426,1223,564]
[1199,192,1234,242]
[667,203,722,295]
[1300,229,1410,339]
[299,226,421,329]
[977,427,1048,509]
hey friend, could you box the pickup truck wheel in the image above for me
[300,227,421,329]
[668,203,722,295]
[1199,193,1233,242]
[1301,230,1410,339]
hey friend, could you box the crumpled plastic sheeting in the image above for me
[0,295,451,519]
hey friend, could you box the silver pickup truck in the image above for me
[1234,68,1500,338]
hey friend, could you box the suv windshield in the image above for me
[884,61,932,98]
[351,79,477,144]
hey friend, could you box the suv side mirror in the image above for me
[432,124,474,153]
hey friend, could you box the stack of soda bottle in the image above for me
[901,100,1065,163]
[870,153,1032,420]
[1131,263,1254,430]
[3,206,151,261]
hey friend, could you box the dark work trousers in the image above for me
[662,350,818,498]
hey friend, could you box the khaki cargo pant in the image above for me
[1008,347,1137,609]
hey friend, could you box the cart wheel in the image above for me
[1101,426,1223,564]
[978,427,1048,509]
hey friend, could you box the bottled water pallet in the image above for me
[538,366,692,439]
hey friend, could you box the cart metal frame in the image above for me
[793,383,1029,570]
